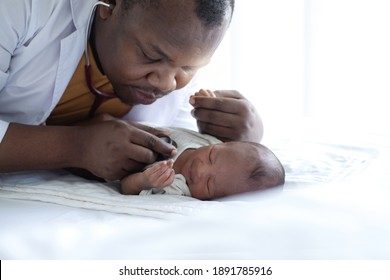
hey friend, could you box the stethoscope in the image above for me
[155,134,178,161]
[85,1,116,117]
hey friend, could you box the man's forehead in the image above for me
[124,0,232,29]
[126,4,227,63]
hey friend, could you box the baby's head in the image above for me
[181,141,285,200]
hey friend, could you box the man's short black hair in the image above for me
[122,0,235,28]
[195,0,235,27]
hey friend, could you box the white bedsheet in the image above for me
[1,123,389,259]
[0,170,223,219]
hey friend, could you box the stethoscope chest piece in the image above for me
[156,135,177,161]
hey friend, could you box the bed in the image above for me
[1,121,389,259]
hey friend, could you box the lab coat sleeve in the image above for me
[0,0,31,142]
[0,0,31,91]
[0,121,9,143]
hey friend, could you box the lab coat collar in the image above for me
[70,0,97,30]
[48,0,97,119]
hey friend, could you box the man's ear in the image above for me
[99,1,116,19]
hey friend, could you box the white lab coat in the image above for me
[0,0,197,142]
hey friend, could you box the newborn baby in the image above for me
[120,90,285,200]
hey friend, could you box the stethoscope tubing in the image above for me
[84,1,116,117]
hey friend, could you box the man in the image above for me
[0,0,263,181]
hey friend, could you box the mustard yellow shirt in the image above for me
[47,45,131,125]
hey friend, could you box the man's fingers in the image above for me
[143,133,177,158]
[191,96,248,113]
[196,120,239,141]
[121,160,145,175]
[127,121,171,136]
[213,90,244,99]
[191,108,235,127]
[122,140,157,163]
[125,126,176,159]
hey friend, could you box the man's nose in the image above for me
[147,69,177,93]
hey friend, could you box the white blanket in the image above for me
[0,138,376,219]
[1,129,389,259]
[0,170,224,219]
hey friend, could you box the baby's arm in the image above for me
[120,160,175,195]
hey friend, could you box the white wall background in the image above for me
[199,0,390,138]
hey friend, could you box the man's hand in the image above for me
[190,89,263,142]
[0,120,175,181]
[75,119,177,181]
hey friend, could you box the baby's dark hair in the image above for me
[121,0,235,28]
[241,141,285,192]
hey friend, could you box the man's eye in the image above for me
[142,51,159,62]
[182,66,197,74]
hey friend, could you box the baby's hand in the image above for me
[143,160,175,188]
[189,89,216,104]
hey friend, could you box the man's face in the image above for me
[94,0,230,106]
